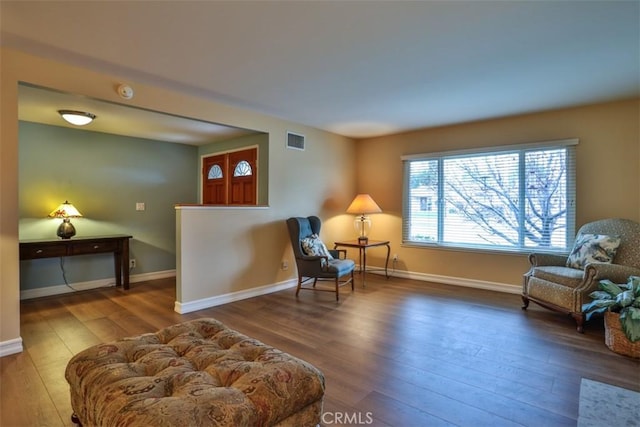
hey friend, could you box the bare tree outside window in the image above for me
[524,149,567,247]
[404,144,575,253]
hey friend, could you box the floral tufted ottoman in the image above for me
[65,318,325,426]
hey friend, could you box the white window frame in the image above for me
[401,139,578,254]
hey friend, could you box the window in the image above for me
[207,164,223,179]
[402,139,577,253]
[233,160,252,177]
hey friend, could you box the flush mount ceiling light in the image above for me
[58,110,96,126]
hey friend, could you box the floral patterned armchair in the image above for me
[522,218,640,332]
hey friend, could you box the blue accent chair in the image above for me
[286,216,355,301]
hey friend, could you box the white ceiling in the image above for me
[2,1,639,140]
[18,84,259,145]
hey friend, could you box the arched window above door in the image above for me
[207,164,223,179]
[233,160,252,177]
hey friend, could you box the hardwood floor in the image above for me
[1,274,638,426]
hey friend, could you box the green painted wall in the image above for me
[18,121,198,290]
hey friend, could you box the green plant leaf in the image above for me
[598,280,623,296]
[584,306,611,321]
[588,290,614,300]
[630,276,640,297]
[584,299,616,310]
[583,299,617,320]
[616,290,635,308]
[627,306,640,320]
[619,307,640,342]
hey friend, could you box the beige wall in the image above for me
[174,123,359,309]
[2,46,638,352]
[0,48,356,352]
[356,98,640,287]
[0,48,21,353]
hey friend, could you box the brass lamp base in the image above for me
[57,218,76,239]
[358,236,369,244]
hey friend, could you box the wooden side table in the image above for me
[333,239,390,286]
[19,235,133,289]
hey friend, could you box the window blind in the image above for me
[402,139,577,253]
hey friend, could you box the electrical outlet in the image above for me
[129,259,136,268]
[393,254,398,262]
[281,260,289,271]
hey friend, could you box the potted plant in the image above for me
[582,276,640,358]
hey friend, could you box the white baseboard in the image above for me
[20,269,176,300]
[174,279,298,314]
[369,267,521,294]
[131,269,176,283]
[9,269,519,357]
[174,269,520,314]
[19,267,519,302]
[0,337,23,357]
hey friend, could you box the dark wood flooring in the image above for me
[1,274,638,426]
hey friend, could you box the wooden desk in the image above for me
[19,235,133,290]
[334,239,390,286]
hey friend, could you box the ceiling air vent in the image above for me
[286,131,305,151]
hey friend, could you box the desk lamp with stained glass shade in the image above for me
[48,201,83,239]
[346,194,382,244]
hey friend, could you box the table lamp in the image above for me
[48,200,83,239]
[346,194,382,243]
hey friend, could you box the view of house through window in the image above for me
[402,140,577,253]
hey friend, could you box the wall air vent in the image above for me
[286,131,305,151]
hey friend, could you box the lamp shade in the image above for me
[346,194,382,215]
[347,194,381,242]
[48,201,82,239]
[48,201,83,218]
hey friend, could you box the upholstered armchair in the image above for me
[286,216,355,301]
[523,218,640,332]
